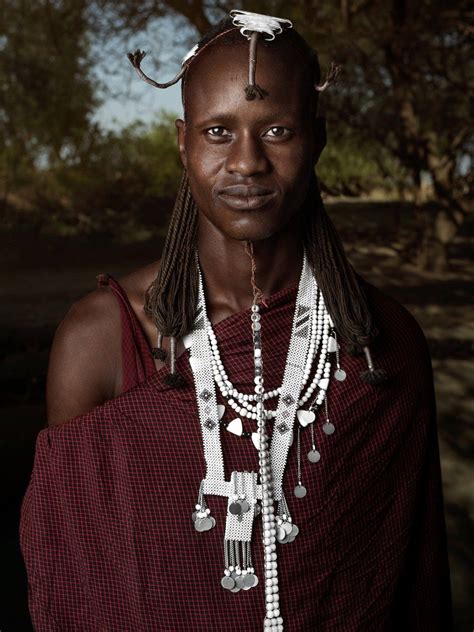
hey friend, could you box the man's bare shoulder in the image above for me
[46,260,161,426]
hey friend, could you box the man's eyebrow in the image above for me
[193,112,298,128]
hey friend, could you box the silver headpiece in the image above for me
[127,9,341,101]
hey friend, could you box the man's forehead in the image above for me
[184,43,311,119]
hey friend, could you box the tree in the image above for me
[0,0,98,209]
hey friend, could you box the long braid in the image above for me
[144,171,198,385]
[303,171,376,347]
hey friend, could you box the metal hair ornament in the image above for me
[127,9,342,100]
[230,9,292,100]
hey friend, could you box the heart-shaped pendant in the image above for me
[296,409,316,427]
[318,377,329,391]
[226,418,243,436]
[251,432,261,450]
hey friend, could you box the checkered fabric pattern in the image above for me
[20,276,453,631]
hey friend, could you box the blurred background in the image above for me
[1,0,472,628]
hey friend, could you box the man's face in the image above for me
[176,38,323,242]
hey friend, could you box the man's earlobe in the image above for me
[175,118,187,169]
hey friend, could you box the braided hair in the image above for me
[143,16,388,387]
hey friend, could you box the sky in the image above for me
[92,16,191,131]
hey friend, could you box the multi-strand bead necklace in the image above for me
[186,251,343,632]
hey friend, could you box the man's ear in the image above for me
[175,118,187,169]
[312,116,327,166]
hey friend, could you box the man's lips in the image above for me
[217,185,277,210]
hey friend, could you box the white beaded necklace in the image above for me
[185,251,339,632]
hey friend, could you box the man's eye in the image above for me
[265,127,290,138]
[206,127,229,137]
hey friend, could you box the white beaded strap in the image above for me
[188,270,225,481]
[203,477,264,500]
[270,255,315,500]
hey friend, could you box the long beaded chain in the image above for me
[251,301,283,631]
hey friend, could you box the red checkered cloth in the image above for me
[20,275,452,631]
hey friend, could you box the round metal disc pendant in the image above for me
[200,517,213,531]
[209,516,216,528]
[294,484,307,498]
[307,449,321,463]
[191,511,198,522]
[230,585,241,593]
[194,519,205,532]
[290,524,299,538]
[243,573,256,588]
[323,422,336,435]
[282,521,293,535]
[277,526,287,542]
[235,575,246,589]
[229,502,242,515]
[240,500,250,513]
[221,576,235,590]
[334,368,346,381]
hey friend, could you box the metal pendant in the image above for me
[243,573,256,588]
[229,502,242,515]
[307,449,321,463]
[323,422,335,435]
[334,368,346,381]
[240,500,250,513]
[294,484,307,498]
[277,526,287,542]
[328,336,338,352]
[235,575,246,589]
[296,409,316,427]
[200,517,214,531]
[282,521,293,535]
[221,575,235,590]
[226,417,243,436]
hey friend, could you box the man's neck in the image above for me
[197,217,304,324]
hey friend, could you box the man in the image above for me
[20,11,452,631]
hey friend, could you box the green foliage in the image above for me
[317,134,408,196]
[3,111,183,238]
[1,0,97,175]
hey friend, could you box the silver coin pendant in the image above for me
[294,484,307,498]
[221,576,235,590]
[323,422,335,435]
[307,449,321,463]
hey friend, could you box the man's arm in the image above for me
[46,288,122,426]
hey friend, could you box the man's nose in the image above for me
[225,132,270,177]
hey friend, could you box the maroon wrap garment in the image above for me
[20,274,453,631]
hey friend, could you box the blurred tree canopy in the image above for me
[1,0,472,270]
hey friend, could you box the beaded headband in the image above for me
[127,9,342,102]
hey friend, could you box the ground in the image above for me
[1,199,472,630]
